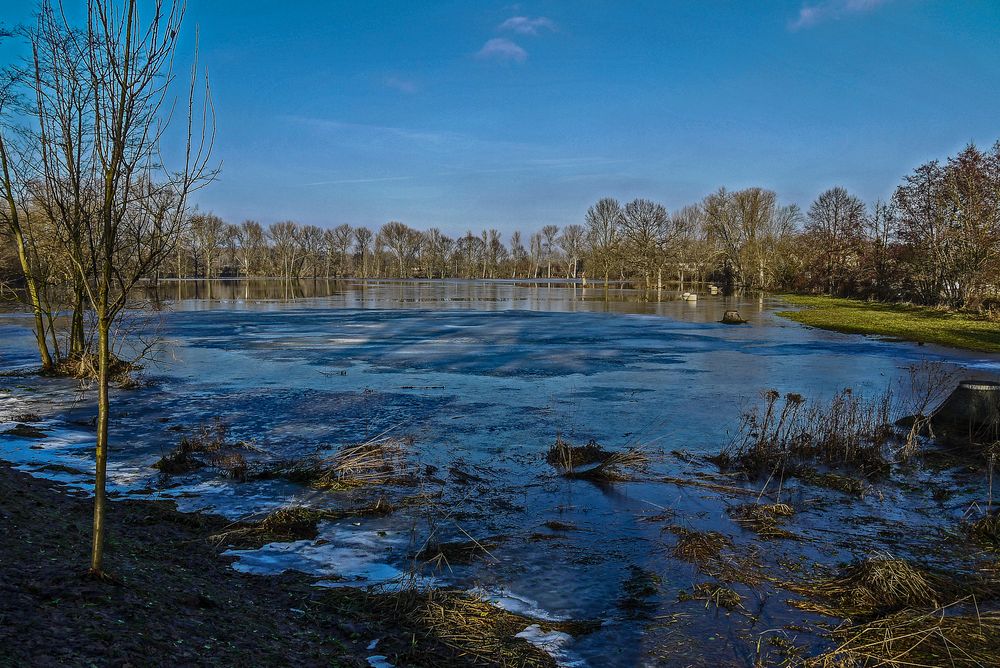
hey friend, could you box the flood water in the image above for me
[2,279,999,666]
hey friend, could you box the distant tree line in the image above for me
[138,141,1000,310]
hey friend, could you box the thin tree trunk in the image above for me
[90,315,111,573]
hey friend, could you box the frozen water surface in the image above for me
[2,279,999,666]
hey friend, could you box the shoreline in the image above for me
[776,294,1000,353]
[0,462,564,667]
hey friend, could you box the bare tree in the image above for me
[353,226,373,278]
[35,0,217,575]
[0,77,55,370]
[540,224,559,278]
[189,212,225,278]
[269,221,302,280]
[806,187,866,295]
[235,219,265,276]
[585,197,622,285]
[622,198,667,289]
[558,224,585,278]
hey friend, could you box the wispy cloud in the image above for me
[384,76,418,94]
[789,0,894,30]
[475,37,528,63]
[498,15,556,36]
[287,115,454,143]
[302,176,413,187]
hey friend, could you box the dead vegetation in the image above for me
[669,526,733,565]
[667,525,764,587]
[783,552,1000,666]
[49,351,140,388]
[360,588,597,667]
[416,535,505,566]
[809,603,1000,668]
[256,435,415,490]
[680,582,744,611]
[547,437,650,482]
[728,502,799,540]
[967,510,1000,548]
[152,420,252,476]
[211,497,396,548]
[788,554,951,619]
[714,388,896,483]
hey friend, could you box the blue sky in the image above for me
[3,1,999,235]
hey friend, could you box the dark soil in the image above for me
[0,463,555,667]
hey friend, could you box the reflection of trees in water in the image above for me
[136,280,767,323]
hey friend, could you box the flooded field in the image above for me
[2,279,999,666]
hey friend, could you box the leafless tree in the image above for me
[585,197,623,285]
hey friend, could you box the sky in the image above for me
[2,0,999,236]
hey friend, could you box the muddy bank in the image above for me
[0,462,562,667]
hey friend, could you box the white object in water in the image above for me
[683,293,698,301]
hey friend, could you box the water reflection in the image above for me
[142,278,774,322]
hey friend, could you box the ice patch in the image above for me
[224,527,409,585]
[516,624,586,667]
[367,656,393,668]
[473,587,568,621]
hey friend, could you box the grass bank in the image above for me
[776,295,1000,353]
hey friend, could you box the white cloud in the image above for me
[476,38,528,63]
[789,0,894,30]
[384,76,418,94]
[498,16,556,36]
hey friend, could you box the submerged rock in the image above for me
[3,423,48,439]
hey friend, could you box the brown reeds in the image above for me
[211,496,396,547]
[728,502,798,540]
[681,582,744,611]
[788,553,950,619]
[362,588,597,667]
[716,387,896,480]
[809,601,1000,668]
[257,435,414,490]
[547,437,650,482]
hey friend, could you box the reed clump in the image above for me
[789,553,950,619]
[50,351,139,387]
[211,496,396,548]
[547,437,650,482]
[669,526,733,565]
[967,510,1000,548]
[680,582,744,611]
[809,603,1000,668]
[257,435,414,490]
[715,388,896,480]
[416,536,505,566]
[728,502,799,540]
[363,588,597,667]
[153,421,232,475]
[546,437,609,469]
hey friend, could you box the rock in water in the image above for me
[721,310,747,324]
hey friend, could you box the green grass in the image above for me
[776,295,1000,353]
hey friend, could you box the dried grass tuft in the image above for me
[809,602,1000,668]
[364,588,598,667]
[728,502,799,540]
[789,553,949,619]
[258,435,414,490]
[680,582,744,611]
[547,437,650,482]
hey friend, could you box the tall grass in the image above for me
[717,387,896,479]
